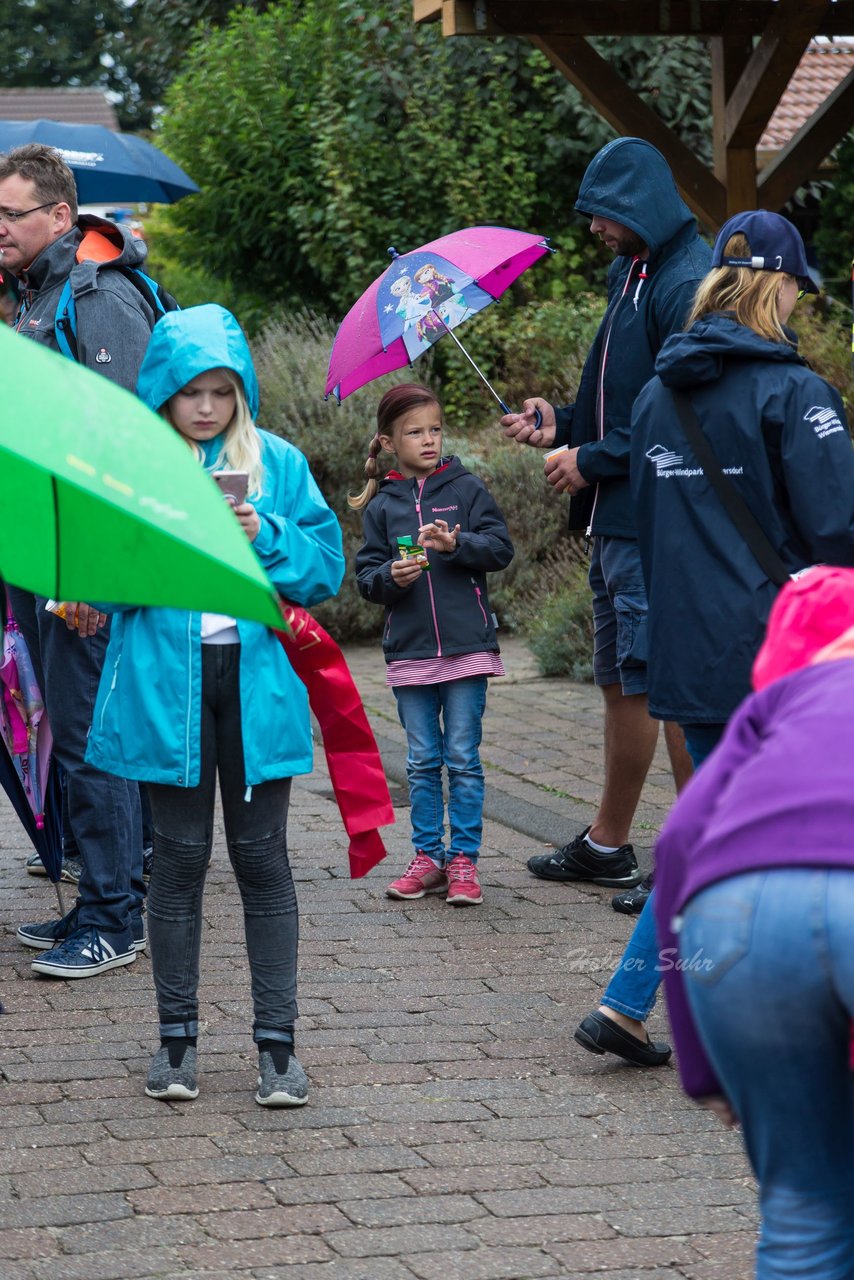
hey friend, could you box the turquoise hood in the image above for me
[575,137,695,257]
[136,303,260,416]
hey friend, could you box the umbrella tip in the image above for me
[387,246,400,260]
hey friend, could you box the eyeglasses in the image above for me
[0,202,58,225]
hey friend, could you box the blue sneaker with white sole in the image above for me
[18,908,146,953]
[31,926,136,978]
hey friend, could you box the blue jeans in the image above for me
[681,870,854,1279]
[393,676,487,862]
[8,588,144,943]
[146,645,296,1045]
[601,723,725,1021]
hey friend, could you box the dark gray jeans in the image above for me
[146,644,297,1044]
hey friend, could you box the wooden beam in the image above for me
[710,34,758,214]
[413,1,854,38]
[710,33,753,181]
[532,33,726,229]
[412,0,443,21]
[758,66,854,210]
[725,0,830,149]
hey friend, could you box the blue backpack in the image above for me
[54,260,179,362]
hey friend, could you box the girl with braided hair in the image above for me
[351,383,513,906]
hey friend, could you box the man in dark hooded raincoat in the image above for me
[504,138,710,908]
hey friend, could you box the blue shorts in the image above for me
[589,536,649,696]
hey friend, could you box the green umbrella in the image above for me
[0,324,284,629]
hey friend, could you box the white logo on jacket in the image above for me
[646,443,686,474]
[804,406,844,439]
[646,444,743,479]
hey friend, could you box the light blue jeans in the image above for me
[393,677,487,862]
[681,870,854,1279]
[601,723,725,1021]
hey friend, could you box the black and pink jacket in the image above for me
[355,457,514,662]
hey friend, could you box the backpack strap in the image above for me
[54,262,178,362]
[669,389,791,587]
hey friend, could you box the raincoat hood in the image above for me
[575,137,696,258]
[136,303,260,417]
[20,213,148,292]
[654,313,804,390]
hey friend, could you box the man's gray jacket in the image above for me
[14,214,156,392]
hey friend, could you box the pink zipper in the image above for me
[416,478,442,657]
[474,585,488,626]
[587,256,643,537]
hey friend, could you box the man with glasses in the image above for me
[0,143,153,979]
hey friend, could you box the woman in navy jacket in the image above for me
[575,212,854,1073]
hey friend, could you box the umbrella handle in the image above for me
[499,400,543,431]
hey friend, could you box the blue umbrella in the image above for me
[0,120,199,205]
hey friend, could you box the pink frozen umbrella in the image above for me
[325,225,552,416]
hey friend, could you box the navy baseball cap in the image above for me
[711,210,819,293]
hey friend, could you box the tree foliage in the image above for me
[0,0,125,97]
[0,0,271,130]
[814,131,854,300]
[154,1,711,316]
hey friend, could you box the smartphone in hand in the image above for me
[213,470,249,506]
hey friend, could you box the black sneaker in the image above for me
[612,872,654,915]
[527,827,641,887]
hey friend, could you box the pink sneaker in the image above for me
[445,854,483,906]
[386,852,447,900]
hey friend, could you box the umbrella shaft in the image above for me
[433,313,510,414]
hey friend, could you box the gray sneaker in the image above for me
[145,1044,199,1101]
[255,1048,309,1107]
[25,852,83,884]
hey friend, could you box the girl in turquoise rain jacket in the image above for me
[86,304,344,1107]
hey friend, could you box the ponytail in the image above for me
[348,433,386,510]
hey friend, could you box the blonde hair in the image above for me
[163,368,264,497]
[348,383,442,511]
[688,233,794,345]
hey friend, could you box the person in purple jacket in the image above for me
[655,565,854,1280]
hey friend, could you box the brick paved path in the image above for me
[0,640,757,1279]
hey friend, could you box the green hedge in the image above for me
[245,286,853,677]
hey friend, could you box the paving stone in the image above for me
[403,1245,563,1279]
[196,1203,351,1239]
[602,1205,757,1238]
[127,1183,277,1216]
[323,1223,479,1258]
[12,1163,155,1196]
[401,1166,547,1195]
[0,1192,133,1230]
[282,1143,428,1177]
[176,1237,335,1269]
[545,1235,700,1271]
[335,1193,486,1228]
[51,1215,210,1253]
[269,1173,417,1206]
[29,1247,186,1280]
[466,1213,615,1247]
[0,1227,62,1260]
